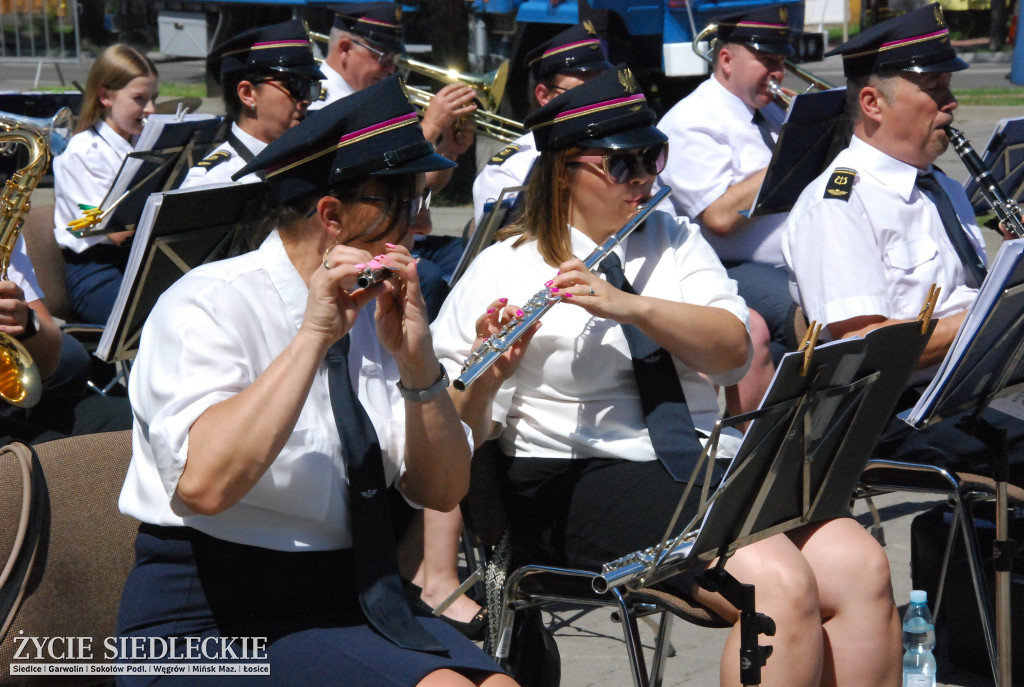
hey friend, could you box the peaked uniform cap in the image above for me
[525,21,614,80]
[331,2,405,54]
[213,19,323,82]
[525,66,667,152]
[716,6,795,56]
[826,3,968,78]
[233,75,453,204]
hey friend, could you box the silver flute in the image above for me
[355,264,400,289]
[945,125,1024,239]
[453,186,672,391]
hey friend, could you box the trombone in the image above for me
[309,29,524,143]
[691,24,835,107]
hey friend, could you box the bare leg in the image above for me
[789,518,902,687]
[412,507,483,623]
[725,308,775,421]
[417,669,519,687]
[691,533,824,687]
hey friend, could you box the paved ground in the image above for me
[4,50,1017,687]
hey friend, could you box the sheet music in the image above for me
[988,390,1024,421]
[904,238,1024,425]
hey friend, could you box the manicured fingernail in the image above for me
[516,309,524,317]
[355,263,366,269]
[385,243,398,249]
[564,293,573,298]
[544,280,553,287]
[487,308,495,314]
[550,288,559,294]
[499,297,508,303]
[368,258,382,269]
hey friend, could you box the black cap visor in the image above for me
[585,124,668,150]
[903,55,969,73]
[745,40,795,56]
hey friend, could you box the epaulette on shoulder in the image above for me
[823,167,857,201]
[196,150,232,170]
[488,143,521,166]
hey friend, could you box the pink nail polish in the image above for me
[544,280,553,287]
[516,309,524,318]
[499,298,508,304]
[486,308,495,314]
[385,243,398,249]
[355,263,366,270]
[564,293,573,299]
[550,288,559,294]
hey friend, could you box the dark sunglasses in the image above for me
[258,74,323,103]
[568,142,669,184]
[358,187,432,225]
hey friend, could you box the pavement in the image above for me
[3,50,1018,687]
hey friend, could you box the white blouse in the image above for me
[52,121,134,253]
[119,231,469,551]
[431,211,751,462]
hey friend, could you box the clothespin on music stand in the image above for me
[917,283,941,335]
[799,320,822,377]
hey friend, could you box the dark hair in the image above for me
[845,71,898,123]
[269,173,418,244]
[223,69,273,121]
[496,149,575,267]
[77,44,158,133]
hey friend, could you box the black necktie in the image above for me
[752,110,776,152]
[598,253,704,482]
[916,173,987,288]
[326,336,445,653]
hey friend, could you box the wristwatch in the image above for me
[15,308,39,341]
[397,364,450,402]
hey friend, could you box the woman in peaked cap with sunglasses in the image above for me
[116,75,516,687]
[431,67,902,686]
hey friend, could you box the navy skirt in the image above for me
[115,524,502,686]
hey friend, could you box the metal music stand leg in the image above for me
[611,586,652,687]
[957,414,1018,687]
[697,566,776,687]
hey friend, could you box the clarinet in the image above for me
[453,186,671,391]
[945,125,1024,239]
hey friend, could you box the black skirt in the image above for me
[115,524,502,686]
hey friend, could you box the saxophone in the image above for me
[0,108,72,407]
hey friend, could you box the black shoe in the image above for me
[408,591,488,641]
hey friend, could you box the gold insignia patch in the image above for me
[398,76,411,104]
[619,67,639,94]
[780,7,788,22]
[824,167,856,201]
[197,150,231,169]
[583,19,596,35]
[488,143,521,165]
[396,7,403,21]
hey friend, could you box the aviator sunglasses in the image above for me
[568,142,669,184]
[258,73,323,102]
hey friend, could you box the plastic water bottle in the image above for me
[902,589,937,687]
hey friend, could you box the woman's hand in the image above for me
[0,280,32,337]
[550,257,638,324]
[372,243,439,386]
[420,84,478,145]
[309,243,386,348]
[467,298,541,389]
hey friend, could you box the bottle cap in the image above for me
[910,589,928,604]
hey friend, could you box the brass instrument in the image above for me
[692,24,835,107]
[307,29,523,143]
[454,186,671,391]
[945,125,1024,239]
[0,108,72,407]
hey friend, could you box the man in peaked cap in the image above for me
[180,19,324,189]
[471,21,613,230]
[657,5,797,418]
[309,1,475,180]
[784,4,1024,484]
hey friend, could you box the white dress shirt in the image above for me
[8,236,42,302]
[179,123,266,189]
[52,121,134,253]
[471,132,539,227]
[431,211,751,462]
[120,231,469,551]
[308,61,356,111]
[782,134,984,332]
[657,76,787,267]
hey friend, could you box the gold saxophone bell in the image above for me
[0,108,68,407]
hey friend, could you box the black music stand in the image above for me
[748,87,849,217]
[964,117,1024,215]
[899,239,1024,687]
[450,184,525,286]
[72,114,223,238]
[96,181,267,363]
[494,318,931,687]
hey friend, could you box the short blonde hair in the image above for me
[76,44,158,133]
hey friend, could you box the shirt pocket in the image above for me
[883,235,939,274]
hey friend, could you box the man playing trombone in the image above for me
[310,1,475,185]
[657,7,799,418]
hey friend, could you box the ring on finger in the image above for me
[589,287,595,296]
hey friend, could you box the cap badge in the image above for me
[398,76,411,104]
[934,4,944,25]
[583,19,596,35]
[779,7,788,22]
[619,67,639,94]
